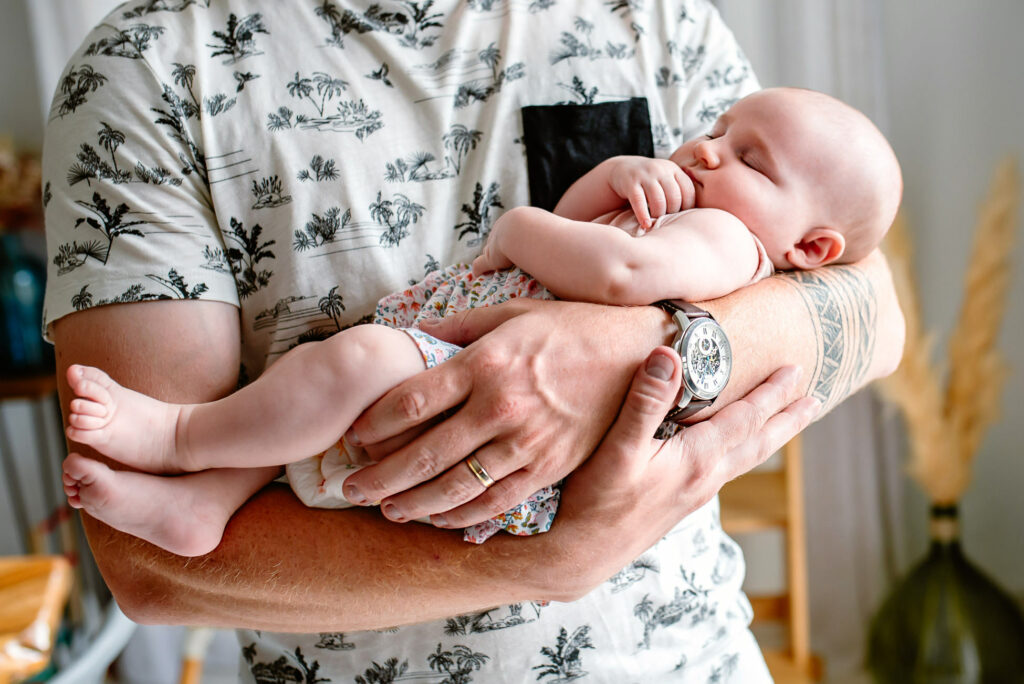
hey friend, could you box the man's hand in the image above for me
[341,298,674,527]
[607,156,695,232]
[546,351,820,597]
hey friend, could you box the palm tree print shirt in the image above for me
[42,1,769,681]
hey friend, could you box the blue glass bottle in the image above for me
[0,231,54,375]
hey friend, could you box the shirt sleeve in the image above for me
[677,1,762,140]
[41,15,240,340]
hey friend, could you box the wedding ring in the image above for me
[466,455,496,489]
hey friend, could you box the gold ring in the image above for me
[466,455,495,488]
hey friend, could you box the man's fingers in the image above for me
[429,469,538,529]
[344,409,487,506]
[359,418,436,462]
[722,395,820,479]
[598,347,681,460]
[691,365,803,455]
[348,363,469,446]
[377,442,522,523]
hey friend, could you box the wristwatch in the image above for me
[654,300,732,439]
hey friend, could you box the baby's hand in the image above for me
[471,250,512,276]
[608,157,695,232]
[472,234,513,276]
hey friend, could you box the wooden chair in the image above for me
[0,555,72,684]
[719,435,823,682]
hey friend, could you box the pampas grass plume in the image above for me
[877,157,1019,504]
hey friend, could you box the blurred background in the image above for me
[1,1,1021,683]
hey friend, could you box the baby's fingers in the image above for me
[641,179,667,221]
[626,187,653,230]
[660,176,683,215]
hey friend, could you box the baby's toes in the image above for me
[63,453,101,482]
[70,396,107,418]
[68,410,108,430]
[66,412,110,439]
[67,365,115,401]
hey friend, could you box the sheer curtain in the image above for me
[716,0,907,677]
[23,0,124,121]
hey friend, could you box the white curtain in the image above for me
[716,1,907,677]
[23,0,125,121]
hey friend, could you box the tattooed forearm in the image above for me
[779,265,878,413]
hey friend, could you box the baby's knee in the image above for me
[321,324,407,377]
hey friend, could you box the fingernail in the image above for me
[382,502,405,522]
[343,483,368,506]
[432,513,448,528]
[646,354,673,381]
[779,365,801,383]
[345,428,362,446]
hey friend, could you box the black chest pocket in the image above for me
[521,98,654,211]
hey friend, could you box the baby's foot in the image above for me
[65,364,189,473]
[62,453,227,557]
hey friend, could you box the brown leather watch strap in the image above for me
[652,300,718,439]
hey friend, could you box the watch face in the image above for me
[681,319,732,400]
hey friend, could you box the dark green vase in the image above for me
[868,505,1024,683]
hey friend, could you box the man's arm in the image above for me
[343,249,904,528]
[53,299,814,631]
[702,249,902,416]
[52,300,573,630]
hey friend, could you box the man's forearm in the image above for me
[700,249,903,418]
[85,484,576,631]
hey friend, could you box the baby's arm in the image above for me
[473,205,761,305]
[553,156,695,230]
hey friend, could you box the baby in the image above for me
[61,87,902,556]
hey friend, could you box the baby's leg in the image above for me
[66,325,426,473]
[62,454,279,557]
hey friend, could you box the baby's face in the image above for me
[669,89,847,266]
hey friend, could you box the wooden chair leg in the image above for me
[179,627,214,684]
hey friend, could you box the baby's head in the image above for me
[670,87,902,270]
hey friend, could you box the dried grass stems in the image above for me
[878,157,1020,505]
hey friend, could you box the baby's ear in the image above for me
[786,228,846,269]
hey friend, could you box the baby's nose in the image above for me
[694,141,720,168]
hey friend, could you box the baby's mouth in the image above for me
[682,165,702,187]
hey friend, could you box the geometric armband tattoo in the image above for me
[781,266,877,413]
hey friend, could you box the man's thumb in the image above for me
[605,347,682,450]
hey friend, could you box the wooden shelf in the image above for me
[763,649,824,683]
[719,470,788,534]
[0,374,57,401]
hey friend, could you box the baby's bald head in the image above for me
[776,87,902,263]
